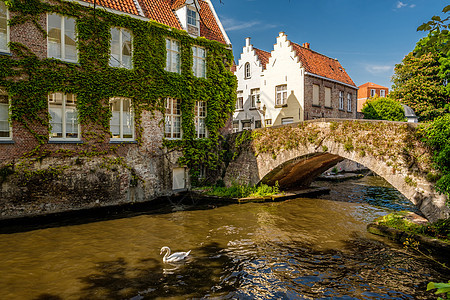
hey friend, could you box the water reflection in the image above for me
[0,176,448,299]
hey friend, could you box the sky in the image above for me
[210,0,447,89]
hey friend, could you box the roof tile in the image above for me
[253,47,271,70]
[291,42,356,86]
[198,0,226,44]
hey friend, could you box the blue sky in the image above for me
[211,0,446,89]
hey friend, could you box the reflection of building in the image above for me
[357,82,389,112]
[233,32,357,131]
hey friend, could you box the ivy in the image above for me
[1,0,236,181]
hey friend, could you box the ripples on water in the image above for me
[0,176,448,299]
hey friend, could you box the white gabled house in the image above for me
[233,32,358,131]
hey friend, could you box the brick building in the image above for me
[233,32,357,131]
[357,82,389,112]
[0,0,234,217]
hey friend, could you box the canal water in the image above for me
[0,176,448,299]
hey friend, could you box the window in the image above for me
[165,38,180,74]
[242,121,251,130]
[110,97,134,141]
[192,46,206,78]
[245,62,251,79]
[325,87,331,107]
[380,90,386,97]
[109,27,132,69]
[275,84,287,106]
[47,14,77,62]
[255,120,261,128]
[312,84,319,106]
[236,90,243,110]
[48,93,80,140]
[0,88,10,139]
[232,121,239,133]
[194,100,207,138]
[250,88,259,108]
[0,2,9,53]
[370,89,376,97]
[281,117,293,125]
[339,91,344,110]
[187,8,198,27]
[265,119,272,126]
[347,93,352,112]
[165,98,182,139]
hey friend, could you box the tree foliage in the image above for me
[361,96,406,121]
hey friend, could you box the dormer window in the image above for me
[187,8,198,27]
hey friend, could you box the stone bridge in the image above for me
[224,119,450,222]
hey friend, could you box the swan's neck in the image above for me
[163,248,171,262]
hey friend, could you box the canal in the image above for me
[0,175,448,299]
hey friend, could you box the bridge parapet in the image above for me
[224,119,449,222]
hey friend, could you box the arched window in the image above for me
[244,62,251,79]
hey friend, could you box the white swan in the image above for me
[160,246,191,263]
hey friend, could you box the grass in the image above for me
[377,212,450,242]
[196,182,280,199]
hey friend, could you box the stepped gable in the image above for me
[291,42,356,87]
[254,48,271,70]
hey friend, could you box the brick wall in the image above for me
[303,75,357,120]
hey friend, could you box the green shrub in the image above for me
[362,96,406,121]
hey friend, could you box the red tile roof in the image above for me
[253,48,271,70]
[83,0,140,15]
[139,0,182,30]
[358,82,388,89]
[81,0,227,43]
[198,0,226,44]
[291,42,356,87]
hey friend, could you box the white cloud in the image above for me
[365,64,394,75]
[396,1,416,9]
[220,17,276,31]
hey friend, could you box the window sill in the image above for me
[338,109,345,111]
[235,108,244,112]
[325,106,333,109]
[312,104,321,108]
[109,140,137,144]
[48,140,83,144]
[47,57,80,65]
[0,51,12,57]
[164,137,182,140]
[249,107,258,110]
[275,104,288,108]
[347,110,352,113]
[0,139,14,144]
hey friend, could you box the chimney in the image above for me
[304,42,310,49]
[245,37,251,47]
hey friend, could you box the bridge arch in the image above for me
[224,119,450,222]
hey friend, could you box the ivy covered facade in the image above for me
[0,0,236,217]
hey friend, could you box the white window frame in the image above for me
[244,62,251,79]
[347,93,352,112]
[250,88,259,108]
[236,90,243,110]
[370,89,376,97]
[265,119,272,126]
[275,84,287,106]
[47,13,78,63]
[0,2,10,54]
[312,84,320,106]
[232,121,239,133]
[192,45,206,78]
[324,87,331,108]
[109,97,134,141]
[187,8,198,27]
[281,117,293,125]
[339,91,344,110]
[165,38,180,74]
[109,27,133,69]
[48,92,80,141]
[380,90,386,97]
[0,88,11,140]
[165,98,182,139]
[242,121,251,130]
[194,100,207,139]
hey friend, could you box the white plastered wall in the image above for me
[261,32,304,126]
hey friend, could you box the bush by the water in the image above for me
[362,96,406,121]
[198,182,280,199]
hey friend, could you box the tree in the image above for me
[390,52,448,122]
[417,5,450,56]
[361,96,406,122]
